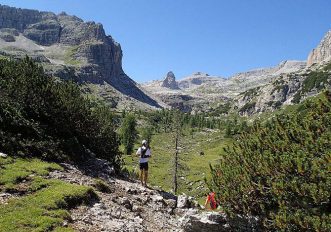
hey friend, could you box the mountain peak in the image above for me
[307,29,331,66]
[161,71,179,89]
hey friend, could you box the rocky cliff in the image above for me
[0,4,160,108]
[307,30,331,66]
[161,71,179,89]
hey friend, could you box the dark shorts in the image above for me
[139,162,148,170]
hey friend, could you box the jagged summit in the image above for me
[161,71,179,89]
[307,29,331,66]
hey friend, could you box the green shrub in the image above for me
[0,57,121,170]
[239,101,256,114]
[209,91,331,231]
[292,67,331,103]
[93,178,112,193]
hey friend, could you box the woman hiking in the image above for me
[136,140,152,187]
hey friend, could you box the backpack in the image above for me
[140,146,149,158]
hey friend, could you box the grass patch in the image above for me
[0,157,62,191]
[64,45,81,66]
[0,157,97,232]
[93,178,112,193]
[0,180,95,232]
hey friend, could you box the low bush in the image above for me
[210,91,331,231]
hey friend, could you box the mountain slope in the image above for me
[0,4,160,108]
[142,60,306,112]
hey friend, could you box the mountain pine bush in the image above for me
[0,58,121,170]
[209,91,331,231]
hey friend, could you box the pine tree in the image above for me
[119,114,137,155]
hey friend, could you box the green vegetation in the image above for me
[124,130,233,203]
[119,113,138,155]
[242,87,260,99]
[0,58,121,170]
[0,158,62,191]
[225,116,249,137]
[64,46,82,66]
[208,102,232,116]
[209,91,331,231]
[93,178,112,193]
[292,65,331,103]
[122,108,251,202]
[0,157,96,232]
[239,101,256,113]
[143,109,222,133]
[271,84,289,95]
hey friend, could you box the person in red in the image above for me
[204,192,218,210]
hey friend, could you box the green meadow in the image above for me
[123,129,233,203]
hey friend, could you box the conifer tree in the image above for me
[119,114,137,155]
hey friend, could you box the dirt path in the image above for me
[49,163,182,232]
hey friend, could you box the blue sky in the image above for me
[1,0,331,82]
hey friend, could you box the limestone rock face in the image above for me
[307,30,331,66]
[161,71,179,89]
[23,20,61,45]
[0,5,42,30]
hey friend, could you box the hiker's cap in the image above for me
[142,140,147,145]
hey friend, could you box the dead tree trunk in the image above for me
[173,133,179,194]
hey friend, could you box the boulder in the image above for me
[0,33,15,42]
[181,211,229,232]
[181,211,262,232]
[177,194,196,208]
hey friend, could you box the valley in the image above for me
[0,3,330,232]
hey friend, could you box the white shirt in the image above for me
[136,146,151,163]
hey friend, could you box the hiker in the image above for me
[204,192,218,210]
[136,140,151,187]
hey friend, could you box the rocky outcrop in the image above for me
[0,4,160,108]
[23,20,61,45]
[161,71,179,89]
[307,30,331,66]
[180,211,261,232]
[160,94,195,112]
[0,5,42,30]
[178,72,225,89]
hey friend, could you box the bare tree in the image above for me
[172,110,182,194]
